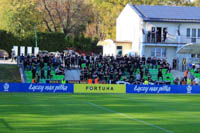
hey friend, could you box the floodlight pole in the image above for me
[35,27,38,48]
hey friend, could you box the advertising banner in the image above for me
[13,46,18,56]
[27,47,32,55]
[20,46,25,56]
[34,47,39,56]
[0,83,73,93]
[74,84,126,93]
[126,85,200,94]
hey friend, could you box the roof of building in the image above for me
[97,39,132,46]
[132,5,200,23]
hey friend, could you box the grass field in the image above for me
[0,64,21,83]
[0,93,200,133]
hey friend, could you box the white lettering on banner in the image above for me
[133,85,171,93]
[54,85,68,92]
[134,86,149,93]
[157,86,171,93]
[28,84,44,92]
[28,84,68,92]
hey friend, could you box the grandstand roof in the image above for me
[132,5,200,23]
[177,43,200,54]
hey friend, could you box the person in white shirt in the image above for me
[194,77,199,85]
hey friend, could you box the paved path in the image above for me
[0,59,17,65]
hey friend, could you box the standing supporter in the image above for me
[20,54,25,64]
[163,28,168,42]
[24,59,27,70]
[36,73,40,83]
[88,78,92,84]
[11,50,15,62]
[145,67,149,76]
[78,56,82,68]
[140,69,144,80]
[157,69,163,81]
[181,78,186,85]
[147,31,151,42]
[41,68,45,79]
[136,73,141,81]
[173,58,177,70]
[152,57,156,69]
[184,70,188,81]
[174,78,180,85]
[142,55,146,65]
[147,57,151,68]
[28,58,32,71]
[47,66,51,79]
[194,77,199,85]
[166,63,171,73]
[152,27,155,42]
[95,78,98,84]
[40,59,44,69]
[187,78,191,85]
[32,66,36,79]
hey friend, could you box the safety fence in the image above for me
[0,83,199,94]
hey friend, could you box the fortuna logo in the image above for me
[187,85,192,94]
[86,86,114,91]
[3,83,9,92]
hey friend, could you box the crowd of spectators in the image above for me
[20,51,200,85]
[21,53,64,83]
[173,64,200,85]
[76,55,172,84]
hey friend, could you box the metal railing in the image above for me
[143,34,200,44]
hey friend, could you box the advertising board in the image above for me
[74,84,126,93]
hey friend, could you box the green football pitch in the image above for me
[0,93,200,133]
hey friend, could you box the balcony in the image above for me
[142,34,200,47]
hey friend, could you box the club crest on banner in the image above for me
[3,83,9,92]
[186,85,192,94]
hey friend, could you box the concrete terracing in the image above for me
[65,69,81,81]
[171,70,184,80]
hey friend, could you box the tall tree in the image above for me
[37,0,94,37]
[0,0,41,37]
[194,0,200,6]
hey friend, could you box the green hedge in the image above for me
[0,30,101,56]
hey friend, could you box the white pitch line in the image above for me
[87,101,173,133]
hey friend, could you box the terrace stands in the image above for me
[25,63,65,83]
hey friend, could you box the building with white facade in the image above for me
[100,4,200,65]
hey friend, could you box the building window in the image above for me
[191,54,196,58]
[198,29,200,38]
[117,46,122,56]
[187,28,190,37]
[192,29,197,43]
[162,48,167,57]
[151,48,156,57]
[151,48,166,57]
[156,48,161,57]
